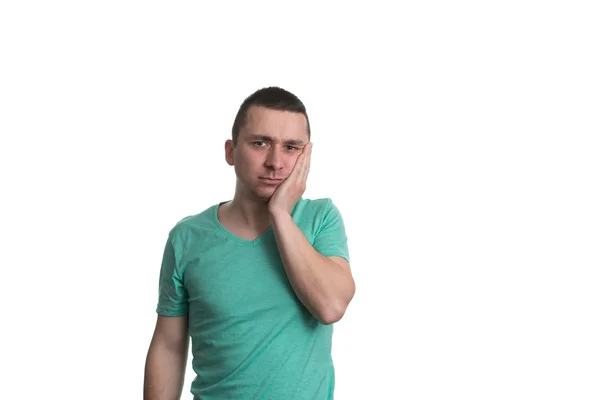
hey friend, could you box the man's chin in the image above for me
[251,187,275,202]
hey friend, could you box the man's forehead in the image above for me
[243,106,309,140]
[246,105,305,123]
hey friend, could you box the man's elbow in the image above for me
[318,296,354,325]
[319,309,345,325]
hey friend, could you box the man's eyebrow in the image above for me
[246,134,274,142]
[246,134,306,146]
[283,139,306,146]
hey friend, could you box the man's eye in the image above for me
[253,141,266,147]
[286,146,299,151]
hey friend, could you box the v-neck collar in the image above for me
[213,201,273,247]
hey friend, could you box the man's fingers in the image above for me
[302,143,312,181]
[294,154,305,177]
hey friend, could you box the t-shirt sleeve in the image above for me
[156,230,189,317]
[313,199,350,263]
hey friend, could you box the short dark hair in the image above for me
[231,86,311,145]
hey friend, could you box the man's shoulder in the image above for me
[294,197,342,220]
[298,196,332,207]
[295,196,330,212]
[167,203,219,238]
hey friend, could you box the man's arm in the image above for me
[144,315,189,400]
[270,210,355,324]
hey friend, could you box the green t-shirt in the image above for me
[156,197,350,399]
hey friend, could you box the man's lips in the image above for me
[259,177,284,183]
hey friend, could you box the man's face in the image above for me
[226,105,310,201]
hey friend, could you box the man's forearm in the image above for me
[144,341,188,400]
[270,210,355,324]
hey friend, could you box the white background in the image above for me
[1,1,599,399]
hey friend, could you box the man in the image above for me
[144,87,356,399]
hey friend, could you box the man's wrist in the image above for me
[269,207,292,222]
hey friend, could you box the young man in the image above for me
[144,87,355,400]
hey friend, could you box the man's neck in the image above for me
[223,195,271,232]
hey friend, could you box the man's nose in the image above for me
[265,147,284,169]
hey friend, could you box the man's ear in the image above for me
[225,139,234,166]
